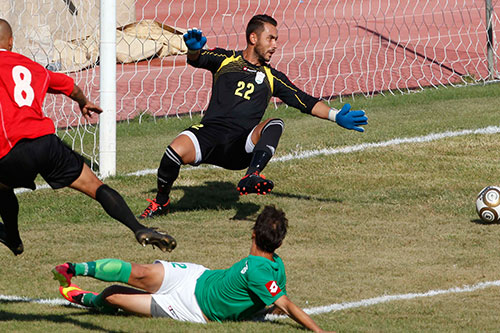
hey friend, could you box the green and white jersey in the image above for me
[194,254,287,322]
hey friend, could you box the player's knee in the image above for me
[130,263,153,281]
[263,118,284,133]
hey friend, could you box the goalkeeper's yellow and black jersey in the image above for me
[188,48,320,132]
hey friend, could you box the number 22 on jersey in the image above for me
[234,81,254,100]
[12,65,35,107]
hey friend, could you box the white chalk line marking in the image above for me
[2,279,500,319]
[265,279,500,320]
[5,127,500,318]
[126,125,500,176]
[0,294,72,306]
[14,125,500,194]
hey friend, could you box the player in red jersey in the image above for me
[0,19,176,255]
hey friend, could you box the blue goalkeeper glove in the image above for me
[183,28,207,51]
[334,103,368,132]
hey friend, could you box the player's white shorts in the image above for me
[150,260,208,323]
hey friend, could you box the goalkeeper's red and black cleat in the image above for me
[139,199,170,219]
[52,262,76,287]
[237,172,274,196]
[135,227,177,252]
[0,222,23,256]
[59,284,97,306]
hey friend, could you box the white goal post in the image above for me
[2,1,499,178]
[99,0,117,177]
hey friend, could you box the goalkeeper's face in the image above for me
[254,23,278,64]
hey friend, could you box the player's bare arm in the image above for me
[186,49,201,61]
[274,295,332,332]
[69,84,103,121]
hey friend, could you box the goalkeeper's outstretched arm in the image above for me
[183,28,207,61]
[311,101,368,133]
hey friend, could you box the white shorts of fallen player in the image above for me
[151,260,208,323]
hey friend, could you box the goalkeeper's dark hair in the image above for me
[253,205,288,253]
[246,14,277,43]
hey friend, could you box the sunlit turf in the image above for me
[1,82,500,332]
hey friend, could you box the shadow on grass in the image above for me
[145,181,261,220]
[250,316,306,330]
[0,307,125,332]
[143,181,342,220]
[470,218,500,225]
[271,191,343,203]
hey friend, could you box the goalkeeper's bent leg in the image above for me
[246,118,284,175]
[156,145,181,205]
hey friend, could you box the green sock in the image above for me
[81,292,117,314]
[74,259,132,283]
[81,292,96,307]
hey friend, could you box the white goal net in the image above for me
[2,0,499,172]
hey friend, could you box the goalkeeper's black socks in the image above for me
[246,118,284,175]
[95,184,145,233]
[246,150,273,175]
[156,145,182,205]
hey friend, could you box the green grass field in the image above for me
[1,82,500,332]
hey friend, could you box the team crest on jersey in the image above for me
[265,280,281,297]
[255,71,265,84]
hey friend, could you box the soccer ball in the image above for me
[476,186,500,223]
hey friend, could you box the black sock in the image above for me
[95,184,145,233]
[246,150,273,175]
[0,189,22,244]
[246,119,284,175]
[156,146,182,205]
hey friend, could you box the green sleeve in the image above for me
[246,266,286,305]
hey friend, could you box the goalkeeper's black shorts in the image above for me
[180,122,255,170]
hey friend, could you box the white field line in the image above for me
[2,279,500,319]
[265,279,500,320]
[0,294,70,306]
[126,125,500,177]
[5,127,500,317]
[14,125,500,194]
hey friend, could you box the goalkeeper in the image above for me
[140,14,367,219]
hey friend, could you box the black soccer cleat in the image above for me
[0,222,23,256]
[237,173,274,196]
[135,228,177,252]
[138,199,170,219]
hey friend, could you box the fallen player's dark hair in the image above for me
[253,205,288,253]
[246,14,277,43]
